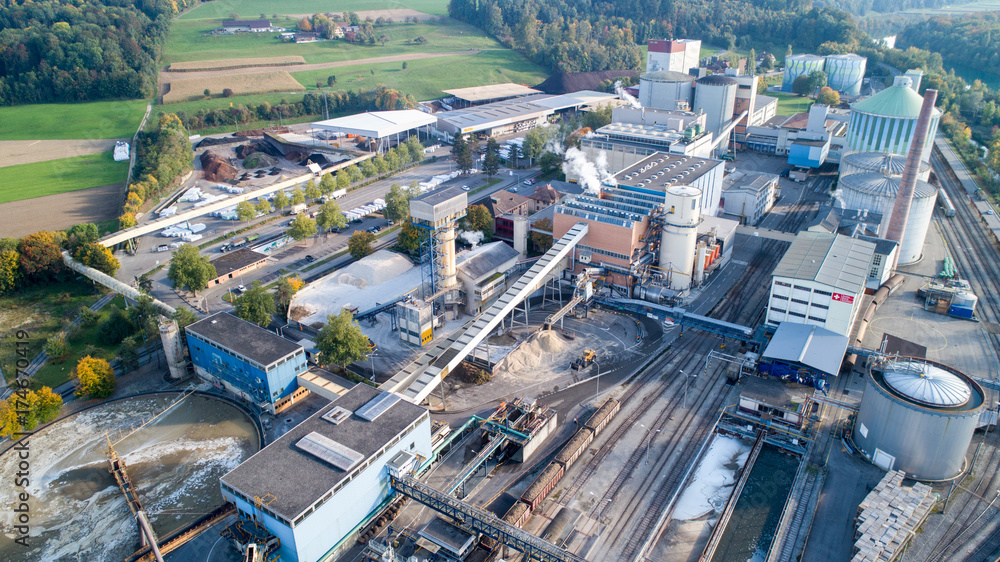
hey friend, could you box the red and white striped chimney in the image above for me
[884,88,938,269]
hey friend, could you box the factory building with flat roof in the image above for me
[721,171,778,225]
[221,384,432,562]
[767,232,875,337]
[185,312,308,413]
[612,152,726,216]
[435,91,618,137]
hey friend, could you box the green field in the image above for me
[770,91,813,116]
[0,99,147,141]
[163,17,501,65]
[0,153,129,204]
[292,50,547,99]
[178,0,450,20]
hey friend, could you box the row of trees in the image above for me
[171,87,417,132]
[897,12,1000,83]
[124,114,195,227]
[0,0,196,105]
[0,222,123,296]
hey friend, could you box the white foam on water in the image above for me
[671,434,753,521]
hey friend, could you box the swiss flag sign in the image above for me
[832,293,854,304]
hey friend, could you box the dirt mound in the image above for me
[298,153,330,167]
[534,70,639,94]
[243,152,277,169]
[200,151,236,182]
[196,136,243,148]
[234,126,290,137]
[234,139,282,159]
[504,330,567,371]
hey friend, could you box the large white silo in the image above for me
[783,54,826,92]
[639,70,696,111]
[840,152,931,182]
[693,75,737,138]
[825,54,867,96]
[837,172,937,264]
[846,76,942,163]
[660,185,703,290]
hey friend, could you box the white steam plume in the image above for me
[595,151,617,186]
[615,80,641,109]
[459,230,484,248]
[562,147,613,195]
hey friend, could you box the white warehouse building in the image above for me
[220,385,432,562]
[767,232,875,338]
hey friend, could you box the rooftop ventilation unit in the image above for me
[322,406,352,425]
[296,432,364,471]
[356,392,401,422]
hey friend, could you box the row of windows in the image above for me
[577,244,629,262]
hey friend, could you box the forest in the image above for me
[897,13,1000,83]
[0,0,195,106]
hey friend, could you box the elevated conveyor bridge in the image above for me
[382,223,590,403]
[390,474,585,562]
[596,298,755,341]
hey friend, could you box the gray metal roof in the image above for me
[882,360,971,407]
[220,384,426,522]
[842,152,930,176]
[762,322,850,377]
[186,312,303,367]
[457,241,519,282]
[840,172,936,199]
[772,232,875,295]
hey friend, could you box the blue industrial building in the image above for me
[185,312,307,413]
[220,384,432,562]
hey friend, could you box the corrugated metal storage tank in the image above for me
[846,76,942,162]
[693,74,737,137]
[824,54,867,96]
[660,185,702,290]
[782,54,827,91]
[840,151,931,182]
[639,70,695,111]
[838,172,937,264]
[854,357,984,480]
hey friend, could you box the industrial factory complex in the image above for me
[26,33,1000,562]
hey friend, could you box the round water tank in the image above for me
[782,54,826,92]
[661,186,702,290]
[837,172,937,264]
[824,54,867,96]
[854,358,984,480]
[840,152,931,182]
[693,75,737,137]
[639,70,695,111]
[846,81,943,162]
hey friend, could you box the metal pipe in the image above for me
[885,89,938,268]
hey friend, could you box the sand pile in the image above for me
[335,251,413,289]
[504,330,567,371]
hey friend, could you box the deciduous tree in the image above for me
[305,180,321,200]
[75,356,116,398]
[384,183,411,223]
[316,310,371,367]
[273,191,291,210]
[256,199,273,216]
[18,231,63,280]
[236,201,257,225]
[233,281,276,327]
[74,243,120,276]
[167,244,217,296]
[465,204,494,239]
[817,86,841,106]
[288,215,318,241]
[349,231,377,260]
[397,222,423,254]
[317,200,348,232]
[0,249,22,295]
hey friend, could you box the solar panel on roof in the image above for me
[356,391,402,421]
[296,432,364,471]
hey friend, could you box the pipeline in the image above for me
[62,251,176,317]
[843,274,906,372]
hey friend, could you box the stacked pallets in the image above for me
[852,470,936,562]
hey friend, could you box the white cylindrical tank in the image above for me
[159,319,187,380]
[840,151,931,182]
[660,185,702,290]
[782,54,826,92]
[639,70,695,111]
[824,54,867,96]
[837,172,937,264]
[693,75,737,137]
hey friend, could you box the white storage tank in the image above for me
[638,70,696,111]
[824,54,867,96]
[660,185,702,290]
[854,357,984,480]
[693,75,737,138]
[846,76,942,162]
[837,172,937,264]
[840,151,931,182]
[782,54,827,92]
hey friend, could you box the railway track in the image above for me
[908,151,1000,562]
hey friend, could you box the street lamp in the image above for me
[640,424,661,465]
[369,351,379,382]
[682,369,697,407]
[594,360,601,401]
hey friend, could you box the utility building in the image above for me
[721,171,778,225]
[185,312,307,413]
[220,385,432,562]
[767,232,875,337]
[646,39,701,74]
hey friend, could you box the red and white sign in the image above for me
[831,293,854,304]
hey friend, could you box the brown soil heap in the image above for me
[200,150,237,182]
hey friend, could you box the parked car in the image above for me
[523,178,536,186]
[234,285,246,294]
[462,185,470,191]
[305,255,316,262]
